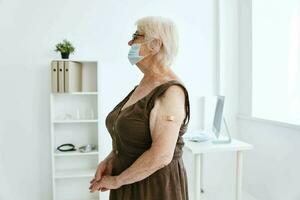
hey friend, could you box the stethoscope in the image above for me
[56,143,96,153]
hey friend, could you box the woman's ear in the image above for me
[149,39,162,55]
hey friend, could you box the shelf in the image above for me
[50,60,100,199]
[55,168,96,179]
[52,59,98,63]
[54,150,98,157]
[51,92,98,95]
[54,150,98,156]
[52,119,98,123]
[60,198,98,200]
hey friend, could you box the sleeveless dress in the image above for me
[105,80,191,200]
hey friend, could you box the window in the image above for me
[252,0,300,125]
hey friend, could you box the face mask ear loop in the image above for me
[138,39,155,59]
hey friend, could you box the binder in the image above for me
[58,61,65,92]
[51,61,58,92]
[64,61,82,92]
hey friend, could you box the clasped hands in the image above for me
[89,159,121,193]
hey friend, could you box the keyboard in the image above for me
[183,132,211,142]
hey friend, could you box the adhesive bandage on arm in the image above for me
[165,115,175,121]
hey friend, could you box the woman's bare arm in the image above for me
[102,150,116,164]
[90,150,116,183]
[116,85,186,186]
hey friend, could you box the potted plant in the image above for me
[54,39,75,59]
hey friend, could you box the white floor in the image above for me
[192,190,258,200]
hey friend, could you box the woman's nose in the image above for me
[128,40,133,46]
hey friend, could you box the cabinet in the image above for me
[50,60,100,200]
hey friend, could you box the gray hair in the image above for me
[135,16,179,67]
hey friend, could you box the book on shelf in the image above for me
[64,61,82,92]
[58,61,65,93]
[51,60,83,93]
[51,61,58,92]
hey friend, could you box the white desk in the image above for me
[183,138,253,200]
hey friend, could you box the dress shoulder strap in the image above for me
[146,80,190,126]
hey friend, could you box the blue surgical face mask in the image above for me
[128,41,150,65]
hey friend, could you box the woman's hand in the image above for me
[89,158,114,192]
[90,175,121,192]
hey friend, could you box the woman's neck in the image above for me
[140,67,172,85]
[136,58,178,87]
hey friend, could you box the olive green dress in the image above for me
[105,80,191,200]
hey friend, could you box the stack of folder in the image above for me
[51,61,82,93]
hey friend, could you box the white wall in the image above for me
[238,0,300,200]
[219,0,240,137]
[237,116,300,200]
[0,0,221,200]
[252,0,300,125]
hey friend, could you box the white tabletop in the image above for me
[183,138,253,154]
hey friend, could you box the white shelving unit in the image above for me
[50,59,100,200]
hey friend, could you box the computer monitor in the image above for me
[211,95,231,144]
[212,95,225,138]
[183,95,231,143]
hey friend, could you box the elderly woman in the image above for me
[89,16,190,200]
